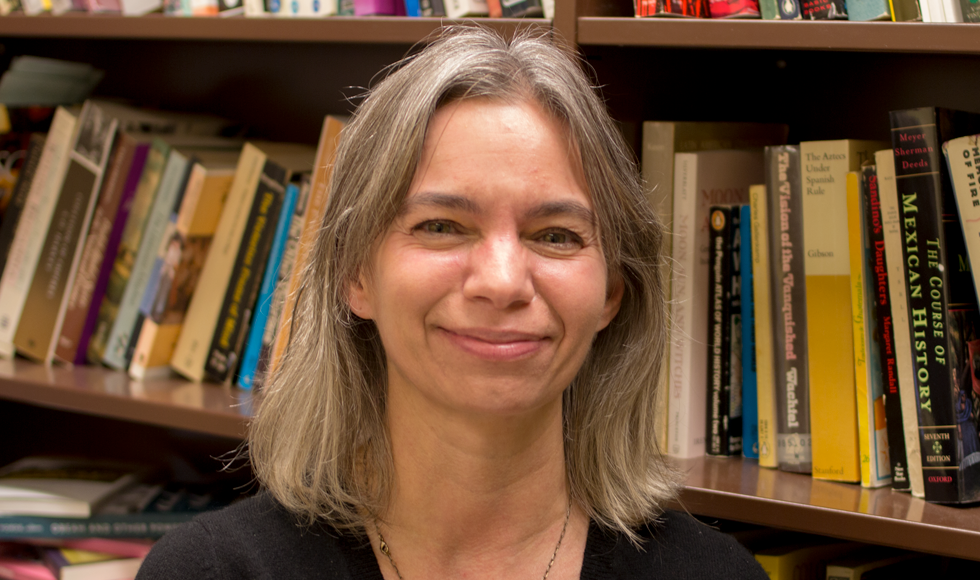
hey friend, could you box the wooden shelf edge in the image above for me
[0,360,249,440]
[670,456,980,561]
[0,13,551,43]
[578,17,980,55]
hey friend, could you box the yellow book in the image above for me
[847,170,892,489]
[750,183,778,468]
[801,139,887,483]
[754,540,860,580]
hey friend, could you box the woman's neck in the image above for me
[374,381,587,579]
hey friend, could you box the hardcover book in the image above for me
[0,134,44,279]
[0,108,76,359]
[860,161,910,491]
[764,145,812,473]
[54,133,144,365]
[847,169,892,489]
[801,139,886,483]
[128,149,239,380]
[891,107,980,503]
[750,183,778,468]
[876,148,925,498]
[668,149,762,459]
[740,204,759,459]
[13,101,118,365]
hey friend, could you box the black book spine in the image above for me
[890,107,980,503]
[728,207,744,455]
[706,206,733,456]
[500,0,543,16]
[765,145,812,473]
[861,165,909,491]
[204,160,286,384]
[0,134,45,277]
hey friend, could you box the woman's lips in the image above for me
[439,327,548,361]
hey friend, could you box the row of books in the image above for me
[0,99,349,389]
[636,0,978,22]
[649,107,980,505]
[0,0,553,19]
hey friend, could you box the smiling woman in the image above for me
[136,26,767,580]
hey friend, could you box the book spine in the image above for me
[73,143,149,365]
[500,0,543,16]
[87,138,170,364]
[740,203,759,459]
[444,0,488,17]
[102,150,191,370]
[0,514,195,540]
[14,103,117,364]
[848,169,891,488]
[887,0,920,18]
[846,0,890,19]
[54,133,137,364]
[0,134,45,278]
[404,0,421,14]
[237,181,298,389]
[486,0,500,15]
[759,0,802,17]
[890,107,980,503]
[800,0,846,17]
[708,0,760,17]
[668,153,706,458]
[877,148,925,498]
[0,108,77,358]
[750,183,778,468]
[863,161,909,491]
[729,207,744,455]
[956,0,980,20]
[204,160,286,383]
[765,145,812,473]
[706,206,733,456]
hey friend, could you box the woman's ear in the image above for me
[347,273,375,321]
[597,273,624,332]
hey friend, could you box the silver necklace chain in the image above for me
[376,501,572,580]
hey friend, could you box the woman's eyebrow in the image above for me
[525,201,596,227]
[399,192,480,215]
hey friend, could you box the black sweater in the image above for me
[136,493,767,579]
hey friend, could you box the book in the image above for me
[488,0,542,15]
[353,0,405,13]
[846,0,890,19]
[847,169,891,489]
[949,0,980,20]
[754,540,861,580]
[237,179,303,389]
[40,547,141,580]
[86,137,171,365]
[945,133,980,306]
[171,141,314,383]
[128,149,239,380]
[765,145,812,473]
[876,147,924,498]
[706,206,740,456]
[825,546,921,579]
[12,102,118,365]
[708,0,760,16]
[891,107,980,503]
[202,159,289,383]
[740,204,759,460]
[444,0,487,16]
[635,0,710,15]
[54,133,146,365]
[750,183,778,468]
[799,0,846,17]
[419,0,445,14]
[0,458,145,519]
[801,139,886,483]
[667,149,763,459]
[887,0,920,18]
[0,134,44,280]
[758,0,800,18]
[860,160,910,492]
[0,542,52,580]
[0,108,77,360]
[264,117,345,385]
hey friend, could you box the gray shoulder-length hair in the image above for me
[248,25,679,541]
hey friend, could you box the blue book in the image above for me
[740,204,759,459]
[237,182,299,390]
[404,0,421,15]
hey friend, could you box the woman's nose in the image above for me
[462,234,535,309]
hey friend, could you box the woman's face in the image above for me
[349,98,622,420]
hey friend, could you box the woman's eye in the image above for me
[418,221,455,234]
[538,229,582,248]
[541,231,569,244]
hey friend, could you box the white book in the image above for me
[666,149,762,458]
[0,107,77,359]
[941,0,962,19]
[876,148,925,498]
[0,457,144,518]
[445,0,487,17]
[119,0,162,14]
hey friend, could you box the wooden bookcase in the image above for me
[2,0,980,562]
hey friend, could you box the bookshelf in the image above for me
[2,0,980,563]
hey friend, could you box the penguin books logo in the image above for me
[711,210,726,232]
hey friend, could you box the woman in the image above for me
[137,26,766,580]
